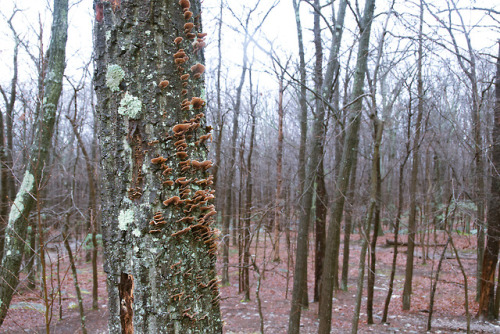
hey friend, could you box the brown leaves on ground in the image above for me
[2,232,500,333]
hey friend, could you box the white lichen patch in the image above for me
[118,209,135,231]
[118,92,142,119]
[8,171,34,223]
[132,228,141,237]
[106,64,125,92]
[134,246,139,253]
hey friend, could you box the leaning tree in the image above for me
[93,0,222,332]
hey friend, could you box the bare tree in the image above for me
[318,0,376,332]
[93,0,222,331]
[477,41,500,320]
[0,0,68,325]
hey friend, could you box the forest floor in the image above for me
[1,231,500,333]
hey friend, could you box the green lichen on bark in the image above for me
[106,64,125,92]
[8,171,34,223]
[118,209,135,231]
[118,92,142,119]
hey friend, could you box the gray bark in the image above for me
[0,11,20,257]
[289,0,348,331]
[403,0,424,310]
[318,0,376,332]
[222,35,247,287]
[0,0,68,325]
[93,0,222,332]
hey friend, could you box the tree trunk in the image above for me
[93,1,222,332]
[243,69,257,302]
[273,69,284,262]
[367,118,383,324]
[403,0,424,310]
[477,40,500,321]
[382,146,410,323]
[351,197,376,334]
[322,0,349,295]
[288,1,309,331]
[0,0,68,325]
[0,13,20,258]
[341,145,358,291]
[63,219,88,334]
[222,35,247,286]
[318,0,376,332]
[312,0,327,302]
[67,115,99,309]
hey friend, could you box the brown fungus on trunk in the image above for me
[179,0,190,9]
[151,156,167,164]
[184,22,194,32]
[163,196,183,206]
[172,123,191,135]
[191,97,204,109]
[163,180,174,187]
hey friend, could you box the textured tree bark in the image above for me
[318,0,376,332]
[477,41,500,320]
[222,35,247,286]
[288,2,309,332]
[273,71,284,263]
[403,0,424,310]
[340,145,358,291]
[243,71,257,301]
[312,0,326,302]
[321,0,348,295]
[0,12,20,258]
[289,0,348,330]
[93,1,222,332]
[0,0,68,325]
[367,119,383,324]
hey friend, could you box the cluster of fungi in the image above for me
[149,0,220,315]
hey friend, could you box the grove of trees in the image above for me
[0,0,498,333]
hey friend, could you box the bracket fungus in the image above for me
[163,196,183,207]
[151,156,167,164]
[179,0,190,9]
[159,80,169,88]
[184,22,194,33]
[190,97,204,109]
[190,63,205,79]
[163,180,174,187]
[191,160,213,171]
[172,123,192,135]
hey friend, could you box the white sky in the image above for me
[0,0,498,106]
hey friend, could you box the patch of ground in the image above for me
[1,232,498,333]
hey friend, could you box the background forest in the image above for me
[0,0,499,333]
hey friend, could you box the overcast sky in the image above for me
[0,0,498,103]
